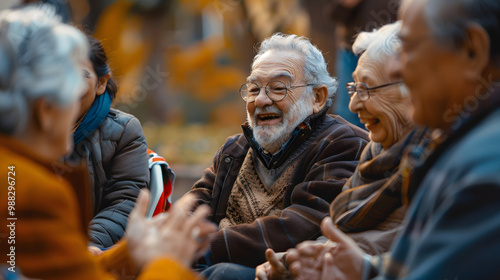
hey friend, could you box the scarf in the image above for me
[331,127,430,232]
[73,91,112,145]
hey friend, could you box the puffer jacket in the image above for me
[65,108,149,249]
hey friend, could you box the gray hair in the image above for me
[415,0,500,60]
[352,21,402,65]
[0,5,88,135]
[252,33,338,109]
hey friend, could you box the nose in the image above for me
[254,87,273,107]
[348,90,364,114]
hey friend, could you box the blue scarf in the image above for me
[73,91,112,145]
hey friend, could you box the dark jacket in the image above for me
[189,112,369,267]
[66,108,149,249]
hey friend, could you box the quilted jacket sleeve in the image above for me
[89,116,149,248]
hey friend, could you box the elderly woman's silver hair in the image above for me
[403,0,500,62]
[0,5,88,135]
[252,33,338,109]
[352,21,402,67]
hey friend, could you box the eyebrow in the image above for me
[247,72,294,83]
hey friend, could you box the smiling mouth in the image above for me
[257,113,281,122]
[361,117,380,126]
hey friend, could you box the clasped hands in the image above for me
[255,217,365,280]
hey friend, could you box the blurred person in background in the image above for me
[186,33,369,278]
[0,5,214,279]
[64,34,149,255]
[327,0,399,128]
[255,21,431,280]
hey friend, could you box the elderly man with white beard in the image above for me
[186,33,369,275]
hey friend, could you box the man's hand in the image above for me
[255,249,290,280]
[286,240,333,280]
[125,190,216,269]
[288,217,365,280]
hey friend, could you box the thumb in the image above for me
[131,189,150,219]
[321,217,350,244]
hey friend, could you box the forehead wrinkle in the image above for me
[247,72,294,83]
[250,50,305,82]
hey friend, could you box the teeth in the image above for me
[258,114,280,121]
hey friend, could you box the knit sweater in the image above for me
[189,112,369,267]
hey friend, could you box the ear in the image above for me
[96,73,111,96]
[462,23,490,81]
[33,98,55,133]
[312,84,329,114]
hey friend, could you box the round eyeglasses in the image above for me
[239,80,315,102]
[346,81,402,101]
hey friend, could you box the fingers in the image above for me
[163,194,198,230]
[319,252,336,280]
[296,241,326,258]
[265,249,287,274]
[150,212,169,227]
[129,189,150,221]
[255,262,270,280]
[321,217,349,244]
[185,204,215,242]
[173,193,198,213]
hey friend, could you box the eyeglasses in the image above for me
[239,80,315,102]
[346,81,402,101]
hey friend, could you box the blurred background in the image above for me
[1,0,344,198]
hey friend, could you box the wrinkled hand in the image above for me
[255,249,290,280]
[286,240,332,280]
[125,190,216,270]
[288,217,365,280]
[87,246,103,256]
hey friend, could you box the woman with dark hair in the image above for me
[65,35,149,254]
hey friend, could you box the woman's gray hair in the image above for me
[352,21,402,65]
[253,33,338,109]
[0,5,88,135]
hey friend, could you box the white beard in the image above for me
[247,92,314,153]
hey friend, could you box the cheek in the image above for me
[246,103,255,115]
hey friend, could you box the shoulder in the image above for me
[219,133,249,154]
[99,108,145,143]
[440,110,500,172]
[325,115,370,141]
[422,110,500,203]
[320,114,370,142]
[1,148,77,217]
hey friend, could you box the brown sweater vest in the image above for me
[219,150,298,229]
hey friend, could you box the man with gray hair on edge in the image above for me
[286,0,500,279]
[186,33,369,278]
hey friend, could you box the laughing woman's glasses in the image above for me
[346,81,402,101]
